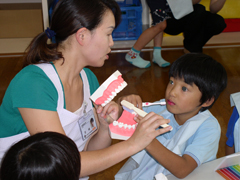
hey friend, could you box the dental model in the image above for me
[90,70,127,107]
[109,110,137,140]
[121,100,172,130]
[109,100,172,140]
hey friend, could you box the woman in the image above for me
[0,0,171,179]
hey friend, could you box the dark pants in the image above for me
[164,4,226,52]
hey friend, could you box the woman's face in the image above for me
[83,10,115,67]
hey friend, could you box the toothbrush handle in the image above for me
[133,107,172,130]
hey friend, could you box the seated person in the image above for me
[164,0,226,53]
[226,92,240,155]
[0,132,80,180]
[115,53,227,179]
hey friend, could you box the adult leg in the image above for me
[198,11,226,49]
[164,4,206,52]
[182,4,207,52]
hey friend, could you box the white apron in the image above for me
[115,110,212,180]
[0,64,96,180]
[230,92,240,153]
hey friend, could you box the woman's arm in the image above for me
[19,108,66,135]
[80,112,171,177]
[19,108,171,177]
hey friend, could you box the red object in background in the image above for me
[223,19,240,32]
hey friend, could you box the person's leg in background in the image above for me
[125,21,166,68]
[183,4,226,53]
[152,30,170,67]
[198,10,226,50]
[181,4,206,53]
[125,0,171,68]
[164,4,206,53]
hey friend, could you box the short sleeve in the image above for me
[10,65,58,111]
[184,118,220,166]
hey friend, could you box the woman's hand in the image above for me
[117,94,143,109]
[127,112,171,151]
[96,101,121,125]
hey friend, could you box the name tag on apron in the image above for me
[78,109,98,141]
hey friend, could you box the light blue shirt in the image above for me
[115,99,220,179]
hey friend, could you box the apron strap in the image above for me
[35,64,64,109]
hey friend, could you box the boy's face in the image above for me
[165,77,204,124]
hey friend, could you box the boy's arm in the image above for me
[226,144,235,155]
[146,139,198,179]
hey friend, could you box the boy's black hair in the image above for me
[169,53,227,112]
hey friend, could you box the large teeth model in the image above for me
[109,110,138,140]
[90,70,127,107]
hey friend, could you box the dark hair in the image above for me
[0,132,80,180]
[169,53,227,111]
[24,0,121,66]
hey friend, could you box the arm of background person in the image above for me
[192,0,201,5]
[210,0,226,13]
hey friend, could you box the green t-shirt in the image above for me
[0,65,99,138]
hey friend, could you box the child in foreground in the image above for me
[0,132,80,180]
[115,53,227,179]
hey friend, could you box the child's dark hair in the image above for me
[0,132,80,180]
[24,0,121,66]
[169,53,227,112]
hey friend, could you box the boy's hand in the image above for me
[117,94,142,109]
[96,101,121,125]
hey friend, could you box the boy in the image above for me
[115,53,227,179]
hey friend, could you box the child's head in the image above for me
[168,53,227,112]
[0,132,80,180]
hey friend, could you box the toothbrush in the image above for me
[142,102,166,107]
[121,100,172,130]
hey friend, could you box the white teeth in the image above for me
[113,121,118,126]
[117,86,122,92]
[101,81,127,107]
[118,123,123,128]
[115,88,120,93]
[111,121,137,130]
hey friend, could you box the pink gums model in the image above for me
[109,110,137,140]
[90,70,127,107]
